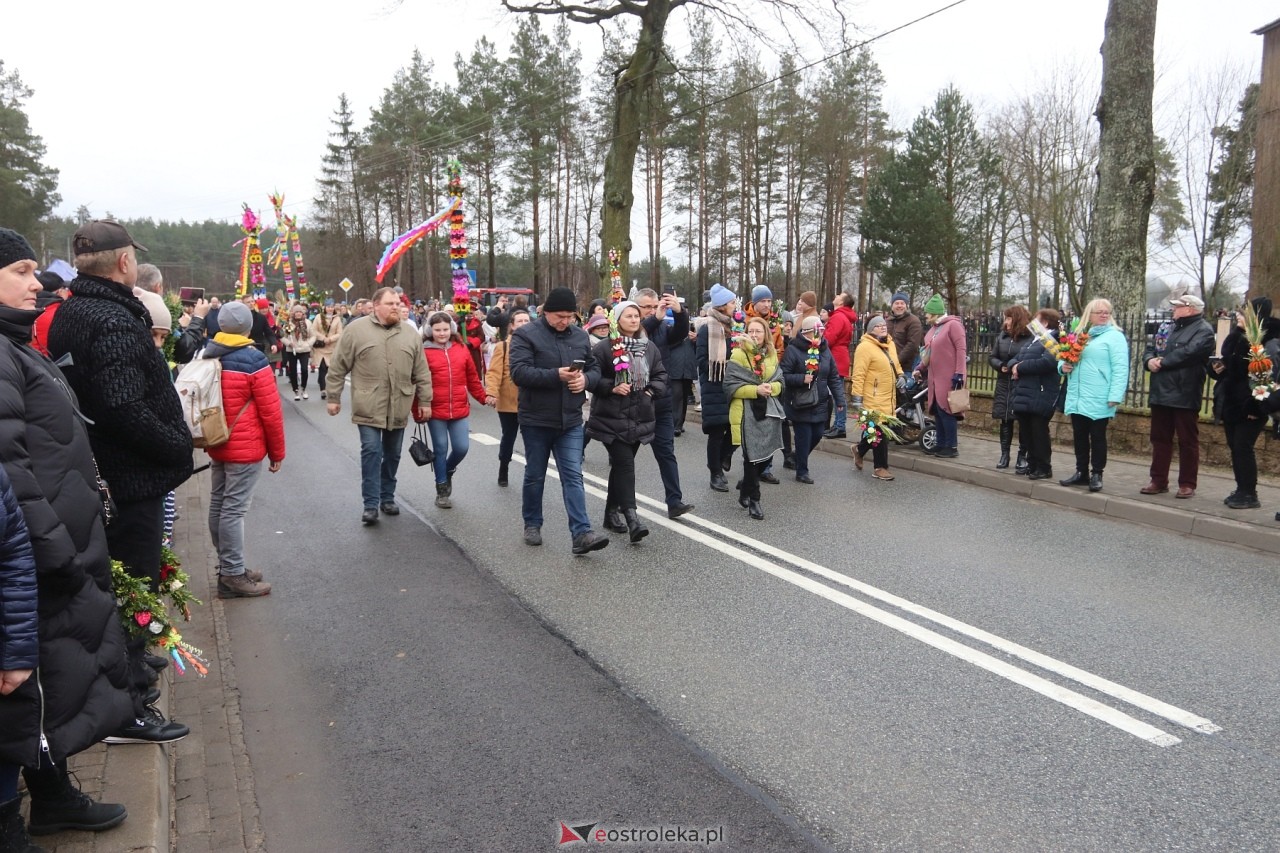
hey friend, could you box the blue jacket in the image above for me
[0,464,37,673]
[1061,324,1130,420]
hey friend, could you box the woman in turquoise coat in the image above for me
[1058,298,1130,492]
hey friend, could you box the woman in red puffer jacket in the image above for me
[423,312,486,508]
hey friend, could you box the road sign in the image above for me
[339,277,354,292]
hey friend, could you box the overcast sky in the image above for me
[6,0,1267,236]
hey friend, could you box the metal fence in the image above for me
[958,310,1216,416]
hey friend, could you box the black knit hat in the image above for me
[543,287,577,314]
[0,228,37,270]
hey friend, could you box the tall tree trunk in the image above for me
[599,1,672,295]
[1085,0,1157,317]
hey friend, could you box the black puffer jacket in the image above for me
[0,307,133,766]
[1009,336,1060,419]
[1143,314,1215,409]
[509,315,599,431]
[47,274,193,502]
[641,309,689,411]
[989,331,1030,420]
[1214,319,1280,424]
[586,336,667,445]
[779,335,845,423]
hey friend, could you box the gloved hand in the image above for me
[895,375,907,392]
[951,373,965,390]
[850,395,864,410]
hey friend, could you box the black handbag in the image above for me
[790,383,821,410]
[408,423,435,467]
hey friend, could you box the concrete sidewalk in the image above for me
[811,420,1280,555]
[40,418,1280,853]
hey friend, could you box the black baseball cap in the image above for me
[72,220,148,255]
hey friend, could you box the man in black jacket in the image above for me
[1140,293,1215,499]
[509,287,609,555]
[635,288,694,519]
[47,220,192,744]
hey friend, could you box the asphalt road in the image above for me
[226,384,1280,852]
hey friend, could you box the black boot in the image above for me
[434,483,452,509]
[1014,450,1029,475]
[1059,471,1088,487]
[0,796,43,853]
[445,469,455,497]
[23,762,126,836]
[996,421,1013,468]
[709,470,729,492]
[1088,472,1104,492]
[603,506,627,533]
[622,508,649,543]
[747,498,764,520]
[497,460,509,487]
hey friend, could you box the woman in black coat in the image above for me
[696,286,742,492]
[779,316,845,484]
[1210,297,1280,508]
[588,302,667,543]
[0,229,133,846]
[1009,308,1062,480]
[990,305,1033,471]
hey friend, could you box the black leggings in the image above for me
[316,357,329,393]
[605,440,640,510]
[1224,418,1266,494]
[285,350,310,392]
[1070,414,1110,474]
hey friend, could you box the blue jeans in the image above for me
[428,417,470,484]
[650,403,684,508]
[208,460,263,576]
[932,403,958,449]
[358,425,406,509]
[521,423,590,537]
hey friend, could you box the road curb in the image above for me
[686,410,1280,555]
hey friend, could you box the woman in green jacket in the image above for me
[1059,298,1130,492]
[724,316,784,520]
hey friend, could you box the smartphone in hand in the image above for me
[570,358,587,372]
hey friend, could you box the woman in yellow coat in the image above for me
[849,315,903,481]
[724,316,784,520]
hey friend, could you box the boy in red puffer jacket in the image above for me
[200,301,285,597]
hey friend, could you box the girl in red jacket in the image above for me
[423,312,486,508]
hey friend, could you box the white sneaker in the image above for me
[302,391,309,399]
[294,393,301,401]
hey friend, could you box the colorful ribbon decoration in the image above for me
[375,196,462,284]
[267,193,296,300]
[237,205,265,299]
[608,247,625,305]
[448,158,470,319]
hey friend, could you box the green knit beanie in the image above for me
[923,294,946,314]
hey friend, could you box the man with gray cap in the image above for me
[47,219,193,743]
[1140,292,1215,498]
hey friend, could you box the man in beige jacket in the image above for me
[327,287,432,524]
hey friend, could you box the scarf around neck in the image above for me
[706,308,735,382]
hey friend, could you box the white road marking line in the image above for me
[480,435,1200,746]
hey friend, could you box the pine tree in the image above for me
[0,62,60,237]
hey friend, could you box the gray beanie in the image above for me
[219,301,253,336]
[867,315,887,333]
